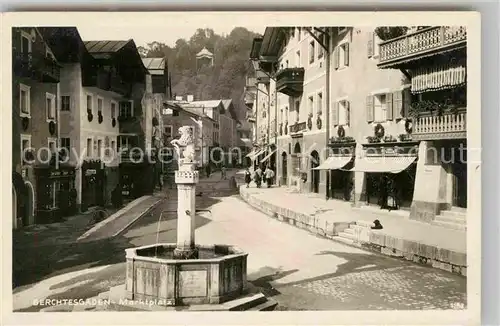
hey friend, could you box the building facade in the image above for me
[249,26,467,228]
[12,27,65,228]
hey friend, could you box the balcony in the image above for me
[289,121,307,134]
[244,92,256,107]
[412,110,466,140]
[245,77,257,89]
[13,52,61,83]
[378,26,467,69]
[255,70,270,84]
[83,70,130,96]
[276,68,305,97]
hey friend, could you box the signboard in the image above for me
[21,169,26,178]
[85,169,97,176]
[49,169,76,178]
[179,270,207,297]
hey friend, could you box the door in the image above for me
[452,162,467,208]
[281,152,288,186]
[310,151,320,193]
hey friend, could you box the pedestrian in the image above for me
[221,164,227,180]
[264,166,275,188]
[205,164,211,178]
[159,174,164,191]
[244,167,252,188]
[254,166,262,188]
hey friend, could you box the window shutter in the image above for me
[333,47,339,70]
[393,90,403,119]
[403,88,412,118]
[332,101,339,126]
[366,95,374,122]
[345,100,351,126]
[344,43,350,66]
[367,32,374,57]
[386,92,393,120]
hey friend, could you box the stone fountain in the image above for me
[103,126,276,311]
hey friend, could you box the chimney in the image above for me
[186,95,194,102]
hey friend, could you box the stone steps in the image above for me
[432,209,466,231]
[432,220,467,231]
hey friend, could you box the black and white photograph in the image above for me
[2,11,481,325]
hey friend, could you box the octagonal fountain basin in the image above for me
[125,243,248,306]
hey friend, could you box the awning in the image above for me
[312,156,352,170]
[261,150,277,163]
[411,62,466,94]
[350,156,417,173]
[246,149,265,160]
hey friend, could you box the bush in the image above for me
[375,27,409,41]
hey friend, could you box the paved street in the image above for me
[13,172,466,311]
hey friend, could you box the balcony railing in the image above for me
[276,68,305,97]
[289,121,307,134]
[413,110,466,140]
[13,52,61,83]
[378,26,467,68]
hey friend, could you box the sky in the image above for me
[77,25,266,48]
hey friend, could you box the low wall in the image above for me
[239,187,466,277]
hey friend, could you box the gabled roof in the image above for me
[187,100,223,110]
[84,40,130,53]
[196,47,213,57]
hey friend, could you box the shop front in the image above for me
[355,143,419,211]
[81,160,105,211]
[34,165,77,223]
[119,152,155,200]
[314,142,356,202]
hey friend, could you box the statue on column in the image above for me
[170,126,195,164]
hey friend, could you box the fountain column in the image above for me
[173,159,200,259]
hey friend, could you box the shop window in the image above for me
[19,84,31,117]
[61,95,71,111]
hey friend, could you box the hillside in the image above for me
[138,27,261,122]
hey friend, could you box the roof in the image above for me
[221,99,232,110]
[84,40,130,53]
[186,100,223,109]
[196,47,213,57]
[142,57,165,70]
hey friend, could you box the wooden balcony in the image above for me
[289,121,307,134]
[83,70,130,96]
[378,26,467,69]
[276,68,305,97]
[13,52,61,83]
[412,110,466,140]
[255,70,270,84]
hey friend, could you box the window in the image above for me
[19,84,30,117]
[86,138,93,157]
[20,31,32,53]
[120,137,130,150]
[97,139,103,158]
[61,95,71,111]
[173,109,180,117]
[338,100,349,125]
[338,43,349,69]
[46,93,56,120]
[295,51,301,67]
[48,138,57,153]
[285,60,289,68]
[309,41,315,64]
[308,96,314,116]
[374,94,387,122]
[317,92,323,114]
[97,97,103,114]
[86,94,93,112]
[21,134,32,165]
[61,137,70,152]
[318,34,325,59]
[164,125,173,140]
[111,140,116,152]
[298,28,301,41]
[111,101,117,119]
[119,100,133,118]
[373,33,381,57]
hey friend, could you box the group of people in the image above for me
[244,165,275,188]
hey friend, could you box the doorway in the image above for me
[281,152,288,186]
[452,162,467,208]
[310,151,320,193]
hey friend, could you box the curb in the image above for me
[112,198,164,237]
[238,188,467,277]
[77,196,150,241]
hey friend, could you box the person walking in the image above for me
[254,166,262,188]
[244,167,252,188]
[264,166,275,188]
[205,164,211,178]
[221,164,227,180]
